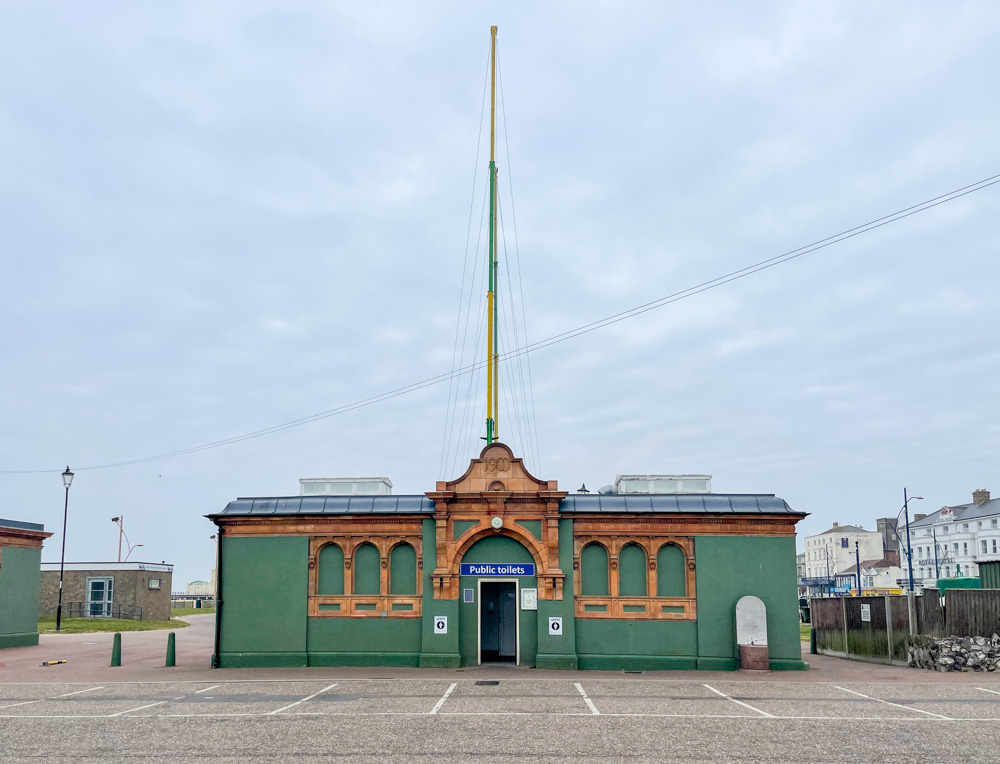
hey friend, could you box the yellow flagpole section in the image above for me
[486,25,498,443]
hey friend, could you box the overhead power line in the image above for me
[2,172,997,475]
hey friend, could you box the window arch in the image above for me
[618,543,647,596]
[389,542,417,595]
[656,543,686,597]
[317,543,345,595]
[580,542,610,596]
[353,543,381,595]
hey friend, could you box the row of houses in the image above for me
[798,489,1000,596]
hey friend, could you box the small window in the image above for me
[981,541,988,554]
[992,519,998,528]
[148,577,162,590]
[963,542,968,555]
[993,540,998,553]
[963,523,969,531]
[942,526,949,534]
[978,522,983,529]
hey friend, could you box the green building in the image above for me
[0,518,51,649]
[209,444,807,671]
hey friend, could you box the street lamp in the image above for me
[56,466,74,631]
[111,516,142,562]
[885,491,924,590]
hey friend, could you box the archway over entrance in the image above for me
[458,534,539,666]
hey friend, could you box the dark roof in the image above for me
[210,493,802,518]
[0,517,45,532]
[817,524,868,535]
[910,498,1000,527]
[210,496,436,517]
[559,494,800,514]
[842,557,898,574]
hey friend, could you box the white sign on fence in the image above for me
[861,604,871,622]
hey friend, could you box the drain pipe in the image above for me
[211,526,224,669]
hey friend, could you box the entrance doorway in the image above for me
[479,581,517,663]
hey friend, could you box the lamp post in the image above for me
[111,517,142,562]
[932,527,940,580]
[56,466,74,631]
[902,489,923,591]
[855,541,862,596]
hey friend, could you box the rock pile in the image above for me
[907,633,1000,671]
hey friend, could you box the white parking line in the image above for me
[194,685,221,694]
[834,686,952,720]
[0,700,45,710]
[976,687,1000,697]
[109,702,167,717]
[55,687,104,698]
[574,683,600,715]
[702,684,774,718]
[268,683,338,715]
[429,682,458,715]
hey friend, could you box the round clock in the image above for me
[491,516,503,531]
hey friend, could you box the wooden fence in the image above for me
[811,588,1000,665]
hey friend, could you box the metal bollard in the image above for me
[111,633,122,667]
[166,632,176,667]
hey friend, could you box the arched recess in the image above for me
[389,542,417,595]
[441,525,552,600]
[353,543,381,595]
[580,542,610,596]
[656,542,686,597]
[618,543,647,596]
[317,543,345,595]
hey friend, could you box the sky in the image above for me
[2,2,999,587]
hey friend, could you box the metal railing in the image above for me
[61,602,144,621]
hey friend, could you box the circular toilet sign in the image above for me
[434,616,448,634]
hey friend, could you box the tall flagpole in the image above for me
[486,25,499,444]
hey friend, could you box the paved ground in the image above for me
[2,616,999,762]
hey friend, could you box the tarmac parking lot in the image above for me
[3,617,1000,763]
[2,677,1000,762]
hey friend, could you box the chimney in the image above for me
[832,522,839,528]
[885,549,900,566]
[973,489,990,506]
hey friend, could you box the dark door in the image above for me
[480,582,517,663]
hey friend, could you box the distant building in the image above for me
[876,517,901,553]
[907,489,1000,587]
[299,477,393,496]
[801,523,883,596]
[40,562,173,621]
[186,568,216,597]
[796,552,806,597]
[840,553,904,593]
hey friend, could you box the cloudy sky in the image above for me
[3,2,999,586]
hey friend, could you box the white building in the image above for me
[802,523,883,595]
[186,568,216,597]
[841,556,905,593]
[906,489,1000,586]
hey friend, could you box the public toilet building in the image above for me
[209,444,807,671]
[0,518,51,648]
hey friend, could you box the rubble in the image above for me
[907,633,1000,672]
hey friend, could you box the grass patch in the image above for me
[39,618,189,634]
[171,607,216,617]
[799,623,812,641]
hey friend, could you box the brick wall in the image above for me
[40,569,172,621]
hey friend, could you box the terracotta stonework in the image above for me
[426,443,568,600]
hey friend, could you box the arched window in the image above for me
[580,543,610,596]
[389,543,417,595]
[353,543,381,595]
[618,543,647,597]
[656,543,686,597]
[317,543,344,595]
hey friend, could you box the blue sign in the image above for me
[460,563,535,577]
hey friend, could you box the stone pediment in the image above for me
[431,443,560,497]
